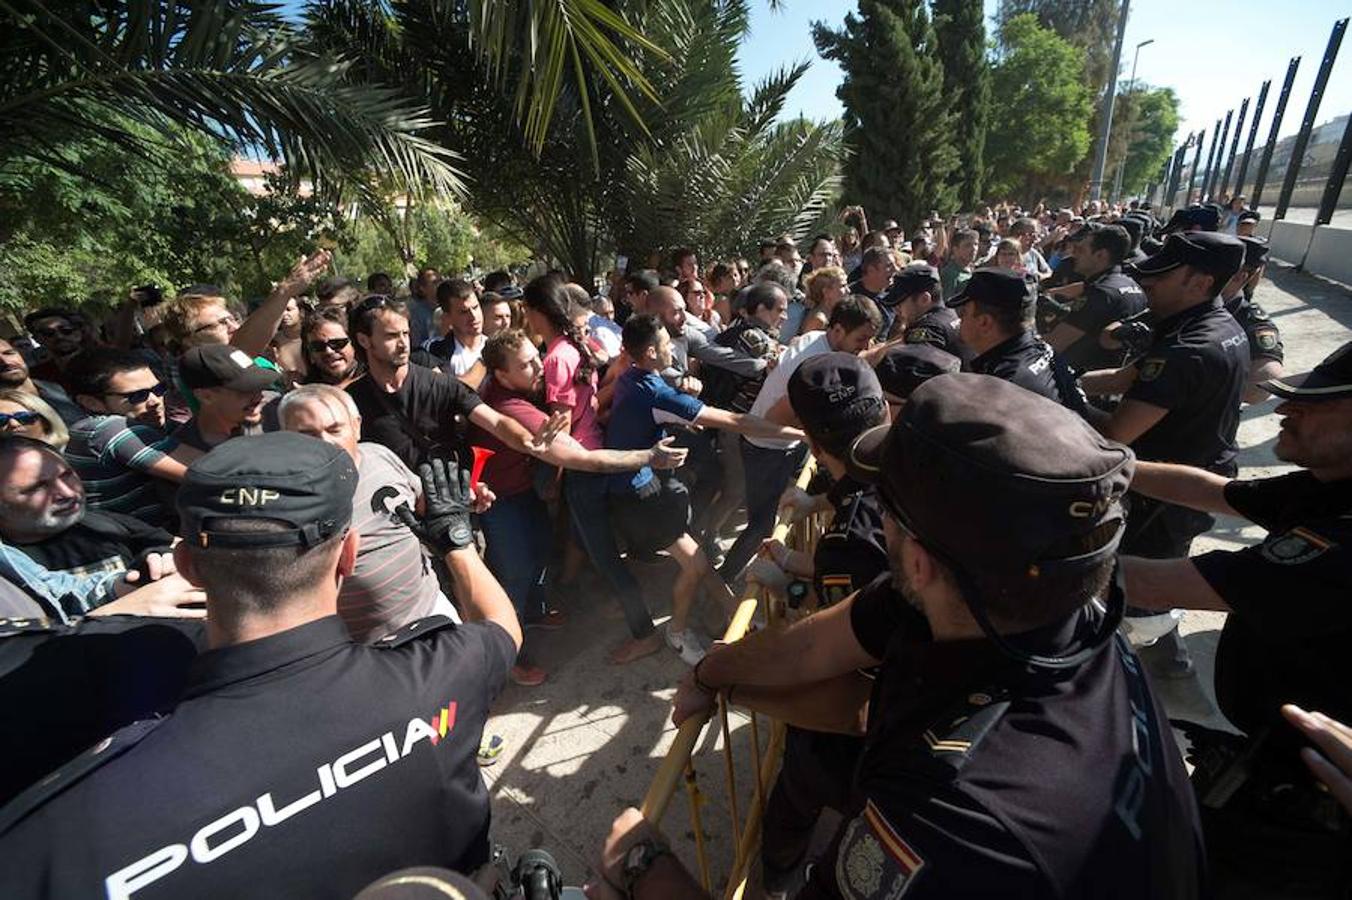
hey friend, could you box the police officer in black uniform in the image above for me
[601,374,1202,900]
[1043,224,1147,373]
[948,268,1082,409]
[874,343,961,418]
[887,266,972,364]
[1120,342,1352,898]
[1080,231,1249,674]
[1223,236,1285,402]
[0,432,522,899]
[739,353,890,894]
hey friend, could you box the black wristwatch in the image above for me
[786,579,810,609]
[622,838,673,898]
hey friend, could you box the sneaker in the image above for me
[477,734,505,767]
[525,608,568,631]
[665,626,707,666]
[510,663,547,686]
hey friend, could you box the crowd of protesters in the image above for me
[1,191,1351,900]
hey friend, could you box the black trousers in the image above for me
[761,726,862,892]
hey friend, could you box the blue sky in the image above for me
[735,0,1352,143]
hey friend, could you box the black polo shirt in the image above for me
[0,615,514,900]
[812,476,888,608]
[903,306,972,364]
[968,330,1063,404]
[1123,297,1248,473]
[804,578,1203,899]
[347,364,483,470]
[1057,265,1147,372]
[12,511,173,580]
[1222,293,1284,364]
[1192,471,1352,757]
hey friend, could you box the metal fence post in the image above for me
[1208,109,1234,200]
[1220,98,1249,198]
[1163,144,1184,211]
[1316,110,1352,226]
[1234,80,1270,197]
[1189,131,1206,205]
[1251,57,1301,209]
[1201,119,1222,202]
[1275,18,1348,221]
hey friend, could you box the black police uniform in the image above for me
[794,576,1202,899]
[762,477,889,889]
[1055,265,1147,372]
[1120,297,1249,558]
[903,305,972,364]
[1223,292,1284,366]
[968,330,1067,405]
[1187,471,1352,895]
[0,614,515,899]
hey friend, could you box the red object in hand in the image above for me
[469,446,495,488]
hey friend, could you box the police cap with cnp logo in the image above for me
[945,267,1037,315]
[882,263,942,306]
[1130,231,1245,285]
[1264,340,1352,401]
[850,373,1134,577]
[177,431,357,548]
[788,352,885,445]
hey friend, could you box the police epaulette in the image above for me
[374,614,458,648]
[0,617,57,637]
[0,717,166,836]
[917,688,1012,772]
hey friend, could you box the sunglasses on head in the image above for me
[0,410,41,427]
[105,382,168,405]
[307,337,351,355]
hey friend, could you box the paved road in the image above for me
[480,261,1352,889]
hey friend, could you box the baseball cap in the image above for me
[1263,341,1352,401]
[882,219,901,232]
[495,284,524,301]
[1237,209,1261,224]
[1131,231,1245,284]
[874,344,961,400]
[945,267,1036,312]
[180,345,278,393]
[177,432,358,548]
[788,352,885,445]
[882,263,941,306]
[1239,235,1270,269]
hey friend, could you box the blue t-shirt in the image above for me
[605,367,704,493]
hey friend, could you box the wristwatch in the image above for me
[622,838,673,898]
[786,579,810,609]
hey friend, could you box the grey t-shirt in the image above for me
[340,442,442,641]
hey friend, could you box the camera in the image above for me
[492,846,586,900]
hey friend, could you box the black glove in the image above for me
[396,458,475,556]
[1116,319,1154,357]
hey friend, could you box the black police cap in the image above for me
[849,373,1134,577]
[788,352,885,444]
[874,344,961,401]
[1131,231,1245,284]
[1264,340,1352,402]
[945,267,1036,313]
[1239,235,1270,269]
[1237,209,1261,224]
[177,432,358,549]
[881,263,941,307]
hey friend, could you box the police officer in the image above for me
[602,374,1202,899]
[1120,342,1352,897]
[947,268,1081,408]
[1223,236,1284,402]
[1043,224,1147,373]
[884,265,972,364]
[874,343,961,418]
[1080,231,1249,673]
[741,353,890,894]
[0,432,522,899]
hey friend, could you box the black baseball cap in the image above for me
[1131,231,1245,285]
[788,352,885,445]
[177,432,358,548]
[882,263,941,306]
[1239,236,1270,269]
[180,345,278,393]
[875,344,961,400]
[1264,341,1352,401]
[945,267,1036,313]
[1237,209,1261,224]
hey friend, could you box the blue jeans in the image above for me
[479,490,551,623]
[718,439,809,581]
[564,470,656,639]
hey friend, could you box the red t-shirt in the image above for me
[543,335,603,450]
[473,376,548,497]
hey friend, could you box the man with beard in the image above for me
[65,350,202,529]
[0,337,84,425]
[1121,342,1352,897]
[300,307,363,388]
[602,375,1200,900]
[1042,224,1146,373]
[23,308,90,393]
[171,345,281,451]
[0,436,176,590]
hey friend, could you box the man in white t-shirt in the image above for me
[718,296,882,582]
[424,279,487,385]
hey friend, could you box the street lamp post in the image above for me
[1113,38,1155,202]
[1089,0,1131,202]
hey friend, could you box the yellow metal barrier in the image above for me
[641,461,823,897]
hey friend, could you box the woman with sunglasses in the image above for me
[300,307,363,388]
[0,390,70,451]
[678,278,722,336]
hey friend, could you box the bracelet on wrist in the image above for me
[692,657,717,694]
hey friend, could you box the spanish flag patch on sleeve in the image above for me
[835,800,926,898]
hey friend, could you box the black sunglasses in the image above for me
[105,382,168,405]
[307,337,351,355]
[0,410,41,427]
[35,324,78,338]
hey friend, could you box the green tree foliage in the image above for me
[933,0,991,209]
[815,0,958,228]
[986,14,1093,200]
[1114,86,1180,196]
[995,0,1120,101]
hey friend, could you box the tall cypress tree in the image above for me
[933,0,990,208]
[814,0,958,228]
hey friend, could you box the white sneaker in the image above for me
[665,626,707,666]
